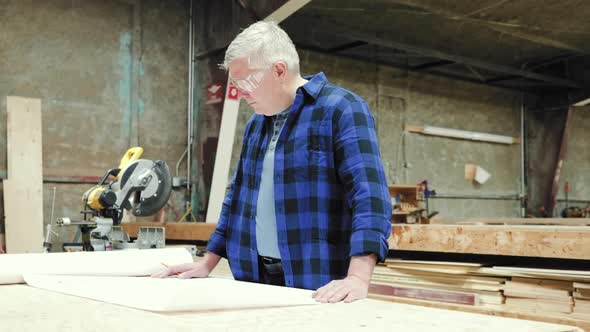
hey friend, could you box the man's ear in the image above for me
[272,61,288,80]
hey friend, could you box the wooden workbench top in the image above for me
[0,283,580,332]
[390,224,590,260]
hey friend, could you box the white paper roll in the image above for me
[0,248,193,284]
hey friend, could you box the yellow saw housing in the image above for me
[83,147,144,211]
[84,185,107,210]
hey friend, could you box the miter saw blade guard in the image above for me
[117,159,172,217]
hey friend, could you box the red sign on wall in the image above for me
[227,84,239,100]
[206,83,223,104]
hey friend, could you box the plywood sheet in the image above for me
[0,285,581,332]
[0,248,193,284]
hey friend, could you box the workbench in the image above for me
[0,282,581,332]
[108,222,590,330]
[0,255,583,332]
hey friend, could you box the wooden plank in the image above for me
[389,224,590,259]
[0,285,582,332]
[476,267,590,283]
[5,96,43,254]
[120,222,216,241]
[374,265,507,284]
[369,282,478,305]
[372,275,504,292]
[262,0,311,23]
[205,80,240,224]
[548,106,574,215]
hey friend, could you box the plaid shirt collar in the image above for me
[301,72,328,100]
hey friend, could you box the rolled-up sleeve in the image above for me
[334,100,392,262]
[205,168,237,258]
[206,118,254,257]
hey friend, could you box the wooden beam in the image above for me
[573,98,590,107]
[120,222,216,241]
[205,80,241,224]
[547,107,574,214]
[389,224,590,259]
[262,0,311,23]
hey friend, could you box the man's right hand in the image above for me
[151,261,211,279]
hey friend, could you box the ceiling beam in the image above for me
[465,65,486,82]
[327,41,367,53]
[485,74,520,84]
[411,60,454,71]
[313,21,579,88]
[296,43,519,91]
[384,0,588,54]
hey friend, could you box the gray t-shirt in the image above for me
[255,111,289,258]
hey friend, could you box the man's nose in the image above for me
[239,91,251,99]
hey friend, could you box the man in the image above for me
[153,21,391,303]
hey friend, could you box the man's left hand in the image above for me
[312,275,369,303]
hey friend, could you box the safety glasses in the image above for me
[229,68,269,93]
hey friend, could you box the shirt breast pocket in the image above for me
[292,126,332,180]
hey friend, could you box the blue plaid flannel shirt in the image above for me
[207,72,392,290]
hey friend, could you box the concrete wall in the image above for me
[229,49,523,219]
[0,0,190,247]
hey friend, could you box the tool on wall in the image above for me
[560,181,590,218]
[417,180,438,219]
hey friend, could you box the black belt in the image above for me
[260,255,281,265]
[258,255,284,286]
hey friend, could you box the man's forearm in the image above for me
[203,252,222,273]
[347,254,377,284]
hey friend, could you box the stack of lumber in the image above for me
[573,282,590,320]
[475,266,590,321]
[370,259,507,308]
[503,277,574,314]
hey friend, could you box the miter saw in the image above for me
[53,147,172,251]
